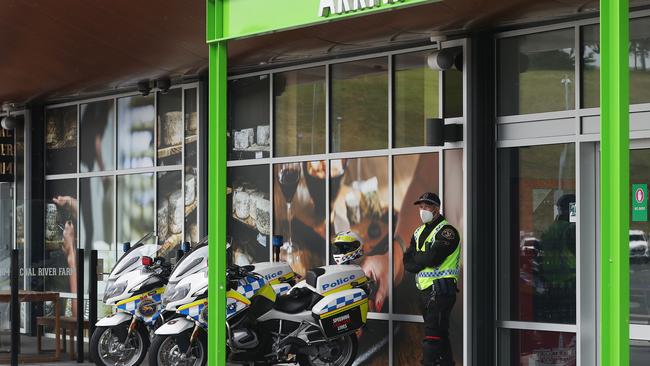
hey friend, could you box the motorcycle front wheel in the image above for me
[149,332,207,366]
[90,324,149,366]
[296,333,358,366]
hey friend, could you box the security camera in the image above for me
[427,48,463,71]
[156,78,171,94]
[138,80,152,96]
[1,115,16,130]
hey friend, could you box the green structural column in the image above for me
[600,0,630,364]
[207,0,227,365]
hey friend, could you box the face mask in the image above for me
[420,209,434,224]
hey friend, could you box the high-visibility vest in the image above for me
[414,219,461,291]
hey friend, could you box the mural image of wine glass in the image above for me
[277,162,301,264]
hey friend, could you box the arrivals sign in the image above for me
[633,184,648,222]
[218,0,439,41]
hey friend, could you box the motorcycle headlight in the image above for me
[103,283,127,302]
[165,283,191,304]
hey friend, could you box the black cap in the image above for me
[414,192,441,207]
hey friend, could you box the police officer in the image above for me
[403,192,460,366]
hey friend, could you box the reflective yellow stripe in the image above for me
[256,283,276,302]
[227,289,250,305]
[115,287,165,306]
[178,299,207,311]
[319,298,368,319]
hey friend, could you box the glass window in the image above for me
[582,18,650,107]
[44,179,78,293]
[632,339,650,365]
[444,68,464,118]
[355,320,389,364]
[80,99,115,172]
[229,76,271,160]
[497,144,576,324]
[157,88,183,166]
[394,51,440,148]
[330,156,388,313]
[498,329,576,365]
[157,170,183,257]
[274,67,326,157]
[117,95,155,169]
[185,88,199,243]
[331,58,389,152]
[498,29,576,116]
[80,176,114,274]
[630,149,650,324]
[228,165,270,264]
[117,173,155,244]
[46,105,77,175]
[273,161,326,277]
[392,153,439,315]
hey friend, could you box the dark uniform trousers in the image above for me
[418,279,457,366]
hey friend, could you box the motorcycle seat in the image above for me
[274,288,315,314]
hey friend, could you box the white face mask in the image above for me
[420,209,435,224]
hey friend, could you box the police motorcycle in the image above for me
[90,232,178,366]
[149,242,297,366]
[227,231,371,366]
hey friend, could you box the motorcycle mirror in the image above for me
[181,241,191,253]
[122,242,131,253]
[142,256,153,266]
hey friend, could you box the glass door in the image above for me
[628,146,650,364]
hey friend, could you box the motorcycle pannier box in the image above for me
[312,288,368,338]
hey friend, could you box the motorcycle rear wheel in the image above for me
[296,333,358,366]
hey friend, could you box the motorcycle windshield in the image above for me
[108,243,159,281]
[168,242,209,284]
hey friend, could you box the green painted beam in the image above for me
[207,1,227,366]
[600,0,630,365]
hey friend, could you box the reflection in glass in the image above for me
[157,170,183,258]
[277,163,301,264]
[355,320,389,365]
[46,106,77,174]
[497,144,576,324]
[44,179,78,294]
[632,339,650,365]
[273,162,326,276]
[394,51,440,148]
[274,67,326,156]
[392,153,439,315]
[117,173,155,244]
[582,18,650,107]
[117,95,155,169]
[498,29,575,116]
[630,149,650,324]
[330,157,388,313]
[157,88,183,166]
[498,329,576,365]
[331,58,388,152]
[185,88,199,243]
[228,165,270,265]
[0,183,13,290]
[444,68,464,118]
[228,76,270,160]
[80,176,114,276]
[80,99,115,172]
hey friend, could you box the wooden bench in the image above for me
[36,316,89,360]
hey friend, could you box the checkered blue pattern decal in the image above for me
[324,291,367,313]
[273,283,291,296]
[179,301,207,325]
[236,276,266,299]
[116,292,162,325]
[416,269,461,278]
